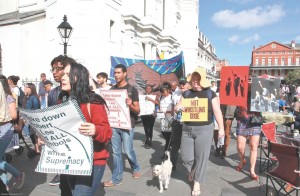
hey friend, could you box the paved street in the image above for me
[6,119,281,196]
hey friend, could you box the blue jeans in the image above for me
[111,128,140,184]
[22,123,30,136]
[67,164,105,196]
[0,124,21,184]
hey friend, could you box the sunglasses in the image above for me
[41,75,46,77]
[50,67,64,73]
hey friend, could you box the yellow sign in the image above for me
[182,98,208,122]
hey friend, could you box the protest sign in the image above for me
[98,90,132,130]
[181,98,208,122]
[19,100,93,175]
[139,95,156,116]
[219,66,249,106]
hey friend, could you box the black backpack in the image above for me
[18,87,25,108]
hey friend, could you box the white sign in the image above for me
[19,100,93,175]
[139,95,156,116]
[98,90,132,130]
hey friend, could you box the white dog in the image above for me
[152,151,173,193]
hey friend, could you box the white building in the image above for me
[0,0,201,82]
[198,31,218,81]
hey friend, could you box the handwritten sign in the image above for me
[181,98,208,122]
[98,90,132,130]
[19,100,93,175]
[139,95,156,116]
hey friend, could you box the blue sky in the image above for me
[199,0,300,65]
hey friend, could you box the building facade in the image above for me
[197,31,218,81]
[0,0,203,82]
[251,41,300,79]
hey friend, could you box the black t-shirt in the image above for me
[110,83,139,128]
[183,88,216,126]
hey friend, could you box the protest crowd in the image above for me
[1,54,300,196]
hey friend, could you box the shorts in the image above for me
[236,121,261,136]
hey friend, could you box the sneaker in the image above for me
[132,172,141,179]
[9,172,25,190]
[49,174,60,186]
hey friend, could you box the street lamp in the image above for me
[57,15,73,55]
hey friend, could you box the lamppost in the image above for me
[57,15,73,55]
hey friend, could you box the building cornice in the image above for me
[0,10,45,26]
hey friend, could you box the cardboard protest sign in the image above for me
[98,90,132,130]
[110,52,185,94]
[181,98,208,122]
[139,95,156,116]
[19,100,93,175]
[250,77,281,112]
[219,66,249,106]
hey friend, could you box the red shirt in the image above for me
[80,103,112,165]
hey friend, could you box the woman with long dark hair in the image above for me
[0,75,25,191]
[141,85,159,148]
[235,85,261,181]
[60,62,112,196]
[23,83,40,154]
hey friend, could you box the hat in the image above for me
[187,67,210,88]
[43,80,53,86]
[178,77,187,85]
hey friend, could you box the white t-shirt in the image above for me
[12,86,20,97]
[172,87,182,105]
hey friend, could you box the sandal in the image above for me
[192,190,201,196]
[236,159,246,172]
[250,173,259,181]
[103,181,121,187]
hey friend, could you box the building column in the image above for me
[144,43,152,60]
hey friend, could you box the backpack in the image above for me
[127,85,139,121]
[18,87,25,108]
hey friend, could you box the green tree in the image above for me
[285,70,300,86]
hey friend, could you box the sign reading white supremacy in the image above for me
[139,95,156,116]
[19,100,93,175]
[98,90,132,130]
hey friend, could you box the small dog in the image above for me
[152,151,173,193]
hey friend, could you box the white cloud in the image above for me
[295,36,300,42]
[228,35,240,44]
[212,4,285,29]
[228,33,260,44]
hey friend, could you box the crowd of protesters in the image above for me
[2,54,300,196]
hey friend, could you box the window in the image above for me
[275,58,278,65]
[268,58,272,65]
[288,58,292,65]
[109,20,115,40]
[281,58,285,66]
[255,58,259,65]
[262,58,266,66]
[296,58,300,65]
[282,52,286,54]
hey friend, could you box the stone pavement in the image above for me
[7,120,281,196]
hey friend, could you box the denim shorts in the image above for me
[236,121,261,136]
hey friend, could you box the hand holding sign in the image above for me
[79,122,96,136]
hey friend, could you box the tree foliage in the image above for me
[285,69,300,85]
